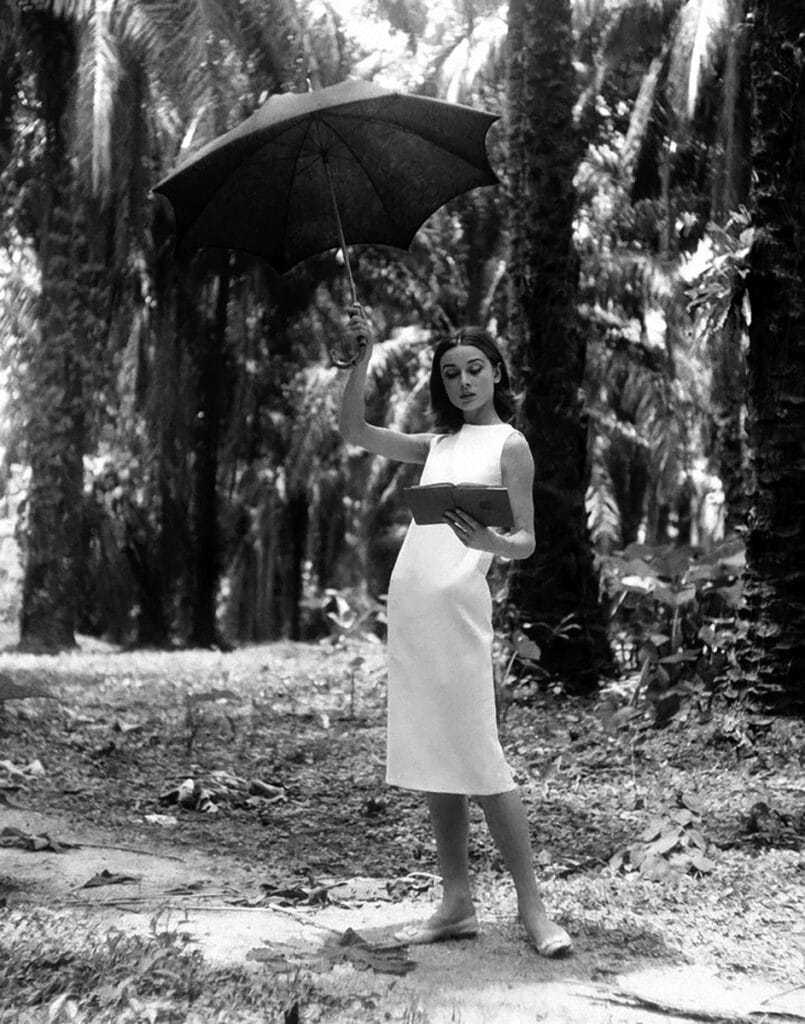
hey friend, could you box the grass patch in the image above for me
[0,908,305,1023]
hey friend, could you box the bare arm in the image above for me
[338,308,433,465]
[444,431,536,560]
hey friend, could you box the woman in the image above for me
[339,308,571,957]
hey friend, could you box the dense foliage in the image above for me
[0,0,802,707]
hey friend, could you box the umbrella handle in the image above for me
[329,302,368,369]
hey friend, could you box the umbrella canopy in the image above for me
[153,79,499,275]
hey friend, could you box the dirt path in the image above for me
[3,807,803,1024]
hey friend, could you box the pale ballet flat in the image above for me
[532,925,573,958]
[394,914,479,945]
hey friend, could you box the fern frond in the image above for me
[587,461,623,551]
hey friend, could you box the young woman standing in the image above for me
[339,309,572,957]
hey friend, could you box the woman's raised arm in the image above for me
[338,308,433,465]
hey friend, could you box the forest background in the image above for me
[0,0,803,712]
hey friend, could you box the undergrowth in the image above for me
[0,908,304,1023]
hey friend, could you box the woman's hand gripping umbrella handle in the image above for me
[331,304,371,369]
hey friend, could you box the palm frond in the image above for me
[47,0,93,18]
[667,0,731,121]
[572,0,684,38]
[436,7,507,105]
[87,0,119,196]
[118,1,175,63]
[620,49,667,186]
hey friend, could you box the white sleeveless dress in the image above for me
[386,422,517,795]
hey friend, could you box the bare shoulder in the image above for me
[502,429,533,461]
[501,430,534,487]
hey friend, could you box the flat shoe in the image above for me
[533,926,573,958]
[394,914,479,945]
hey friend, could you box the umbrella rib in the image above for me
[335,112,487,165]
[279,118,317,266]
[324,114,491,235]
[323,118,407,233]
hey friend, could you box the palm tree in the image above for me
[0,0,212,650]
[741,0,805,707]
[4,5,104,651]
[506,0,613,689]
[1,0,337,649]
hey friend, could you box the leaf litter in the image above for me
[0,639,803,992]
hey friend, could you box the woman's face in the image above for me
[439,344,501,414]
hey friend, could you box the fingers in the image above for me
[346,306,372,341]
[443,509,483,544]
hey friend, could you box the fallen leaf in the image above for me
[82,869,142,888]
[261,882,331,906]
[0,826,78,852]
[647,829,683,858]
[678,791,704,814]
[640,855,672,880]
[249,779,285,799]
[640,817,667,843]
[319,928,416,976]
[246,947,295,969]
[689,852,716,874]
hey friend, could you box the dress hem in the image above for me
[386,778,518,797]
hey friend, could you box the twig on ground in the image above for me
[590,991,751,1023]
[262,902,344,935]
[758,983,805,1005]
[76,841,186,862]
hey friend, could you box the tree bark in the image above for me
[742,1,805,707]
[506,0,613,690]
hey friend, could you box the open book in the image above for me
[403,483,514,528]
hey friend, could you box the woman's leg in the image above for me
[478,789,571,952]
[425,792,476,922]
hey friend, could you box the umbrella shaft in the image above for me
[321,152,358,306]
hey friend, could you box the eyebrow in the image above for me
[441,358,485,370]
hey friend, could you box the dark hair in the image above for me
[429,326,517,431]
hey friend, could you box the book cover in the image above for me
[403,483,514,528]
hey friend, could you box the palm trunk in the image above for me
[506,0,613,690]
[742,1,805,707]
[18,16,84,652]
[20,221,86,651]
[188,268,229,646]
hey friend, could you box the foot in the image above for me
[394,900,478,945]
[521,912,573,958]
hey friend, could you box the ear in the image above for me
[493,365,502,383]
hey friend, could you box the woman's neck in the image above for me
[462,402,503,426]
